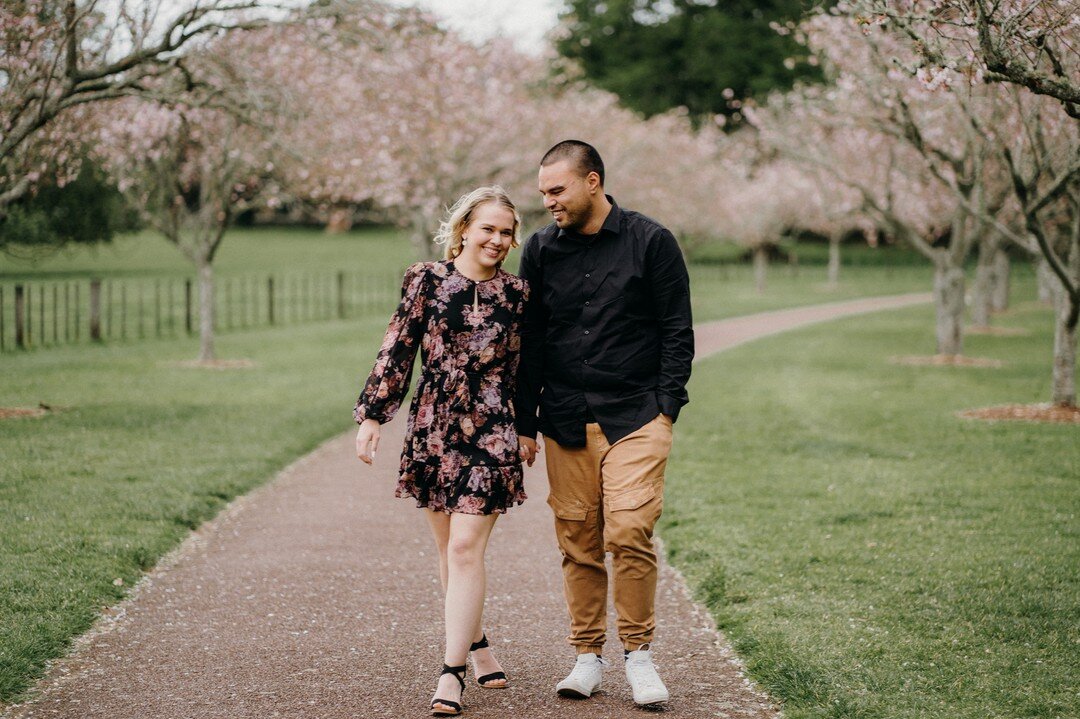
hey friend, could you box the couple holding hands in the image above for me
[353,140,694,714]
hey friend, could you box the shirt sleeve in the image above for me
[353,262,427,425]
[648,229,694,421]
[514,235,545,438]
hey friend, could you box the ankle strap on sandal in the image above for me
[469,634,489,652]
[441,663,467,688]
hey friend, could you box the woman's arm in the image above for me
[352,263,428,463]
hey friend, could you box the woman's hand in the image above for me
[356,419,381,465]
[518,436,540,467]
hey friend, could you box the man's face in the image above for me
[538,159,595,231]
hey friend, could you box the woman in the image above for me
[353,186,535,716]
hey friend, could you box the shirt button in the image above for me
[585,301,590,306]
[584,330,590,335]
[583,359,589,364]
[585,273,590,278]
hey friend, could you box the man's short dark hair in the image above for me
[540,140,605,187]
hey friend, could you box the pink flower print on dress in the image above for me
[415,402,435,429]
[457,495,487,514]
[477,432,507,457]
[481,382,501,408]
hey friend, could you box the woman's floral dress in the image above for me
[354,260,529,515]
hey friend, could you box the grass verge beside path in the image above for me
[0,318,386,703]
[689,264,935,323]
[662,301,1078,719]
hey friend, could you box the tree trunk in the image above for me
[991,248,1010,313]
[1051,285,1077,406]
[1036,256,1057,303]
[970,239,998,327]
[197,259,215,362]
[933,261,965,356]
[827,233,841,288]
[326,207,353,234]
[753,246,767,294]
[409,209,440,260]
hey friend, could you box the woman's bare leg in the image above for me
[429,512,498,708]
[424,509,451,591]
[424,509,506,690]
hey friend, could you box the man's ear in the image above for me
[586,171,602,194]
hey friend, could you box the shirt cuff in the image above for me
[657,394,684,423]
[515,414,539,439]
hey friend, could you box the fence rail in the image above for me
[0,270,402,353]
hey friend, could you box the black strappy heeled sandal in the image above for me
[470,634,508,688]
[431,663,466,716]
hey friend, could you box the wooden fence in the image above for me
[0,270,401,352]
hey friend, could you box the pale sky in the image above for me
[391,0,564,54]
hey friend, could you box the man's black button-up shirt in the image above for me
[515,197,694,447]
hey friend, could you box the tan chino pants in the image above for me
[544,414,672,654]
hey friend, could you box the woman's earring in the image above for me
[461,236,468,245]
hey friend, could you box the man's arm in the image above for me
[649,228,694,421]
[515,234,546,438]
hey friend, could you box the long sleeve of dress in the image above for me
[353,262,427,425]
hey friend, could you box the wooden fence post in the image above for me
[185,279,193,335]
[268,276,275,325]
[38,285,45,345]
[14,284,26,348]
[64,283,70,343]
[106,281,113,339]
[89,279,102,341]
[337,271,346,319]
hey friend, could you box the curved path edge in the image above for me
[4,292,931,719]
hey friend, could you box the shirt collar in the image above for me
[557,195,621,241]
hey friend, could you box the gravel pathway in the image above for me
[5,292,930,719]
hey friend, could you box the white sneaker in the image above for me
[625,645,670,706]
[556,653,608,699]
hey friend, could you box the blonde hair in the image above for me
[434,186,521,261]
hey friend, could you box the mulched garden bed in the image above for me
[889,354,1004,368]
[165,359,256,370]
[958,403,1080,424]
[0,406,49,420]
[966,325,1031,336]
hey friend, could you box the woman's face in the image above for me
[461,202,516,268]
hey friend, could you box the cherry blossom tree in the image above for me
[849,0,1080,118]
[93,29,290,361]
[0,0,276,220]
[278,8,544,257]
[281,7,735,259]
[831,1,1079,402]
[748,82,964,351]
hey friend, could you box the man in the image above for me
[515,140,694,708]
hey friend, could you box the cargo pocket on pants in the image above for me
[607,485,657,512]
[547,494,588,521]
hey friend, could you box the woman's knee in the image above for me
[446,532,485,566]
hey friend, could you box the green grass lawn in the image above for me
[0,226,413,280]
[662,299,1078,719]
[688,263,935,323]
